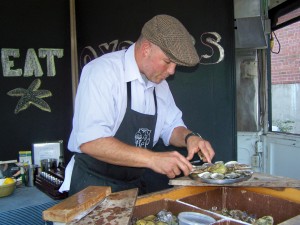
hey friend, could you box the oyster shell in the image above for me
[210,173,225,179]
[214,208,273,225]
[224,161,239,166]
[190,160,253,181]
[198,171,212,179]
[253,216,274,225]
[235,169,253,176]
[224,172,241,179]
[207,163,228,174]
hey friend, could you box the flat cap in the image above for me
[141,14,199,67]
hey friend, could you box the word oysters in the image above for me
[190,161,253,184]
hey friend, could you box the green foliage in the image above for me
[272,119,295,133]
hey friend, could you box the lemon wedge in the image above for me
[3,177,15,185]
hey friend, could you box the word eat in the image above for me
[1,48,64,77]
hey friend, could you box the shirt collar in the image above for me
[124,43,157,89]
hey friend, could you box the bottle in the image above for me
[26,164,34,187]
[20,166,26,186]
[58,156,65,170]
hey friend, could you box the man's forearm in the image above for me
[80,137,152,168]
[169,126,191,147]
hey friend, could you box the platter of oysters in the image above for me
[190,161,253,184]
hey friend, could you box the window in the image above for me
[270,7,300,134]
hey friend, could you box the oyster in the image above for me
[224,161,239,166]
[191,162,213,173]
[224,172,241,179]
[234,163,252,170]
[190,160,253,182]
[235,169,253,176]
[207,163,228,174]
[202,162,214,168]
[133,210,175,225]
[253,216,274,225]
[215,208,273,225]
[210,173,225,179]
[225,161,251,172]
[198,171,212,179]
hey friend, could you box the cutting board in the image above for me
[169,172,300,187]
[72,188,138,225]
[43,186,111,223]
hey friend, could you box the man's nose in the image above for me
[168,62,176,75]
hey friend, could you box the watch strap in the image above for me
[185,132,202,144]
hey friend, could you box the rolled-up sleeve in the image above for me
[68,59,124,152]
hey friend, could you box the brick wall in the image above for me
[271,8,300,84]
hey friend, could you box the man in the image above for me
[60,14,215,195]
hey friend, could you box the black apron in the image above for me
[70,82,157,195]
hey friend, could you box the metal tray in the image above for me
[189,173,252,184]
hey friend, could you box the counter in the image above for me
[0,186,60,225]
[1,181,300,224]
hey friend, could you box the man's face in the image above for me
[143,43,177,84]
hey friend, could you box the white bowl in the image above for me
[178,212,216,225]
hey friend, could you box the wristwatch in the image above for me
[185,132,202,144]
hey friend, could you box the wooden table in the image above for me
[169,172,300,188]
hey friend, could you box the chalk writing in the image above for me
[199,32,224,65]
[79,33,224,69]
[1,48,64,77]
[79,40,133,69]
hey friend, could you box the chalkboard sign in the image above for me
[0,0,236,187]
[0,0,73,162]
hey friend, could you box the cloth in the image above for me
[59,43,185,193]
[69,81,157,195]
[142,14,199,66]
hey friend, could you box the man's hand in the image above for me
[186,136,215,163]
[148,151,193,178]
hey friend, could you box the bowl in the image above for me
[178,212,216,225]
[0,178,16,197]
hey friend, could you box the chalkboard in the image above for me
[75,0,236,162]
[0,0,73,162]
[0,0,236,178]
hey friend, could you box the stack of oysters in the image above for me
[190,161,253,182]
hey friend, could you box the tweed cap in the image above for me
[141,15,199,67]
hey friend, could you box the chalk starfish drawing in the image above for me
[7,78,52,114]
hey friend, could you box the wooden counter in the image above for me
[169,172,300,188]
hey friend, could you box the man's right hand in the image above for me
[148,151,193,178]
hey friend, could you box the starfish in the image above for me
[7,78,52,114]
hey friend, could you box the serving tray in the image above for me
[189,173,252,184]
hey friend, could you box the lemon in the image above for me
[3,178,15,185]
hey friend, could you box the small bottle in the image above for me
[58,156,65,170]
[26,164,34,187]
[20,166,26,186]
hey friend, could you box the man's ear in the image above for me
[141,40,152,57]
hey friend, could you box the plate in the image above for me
[189,173,252,184]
